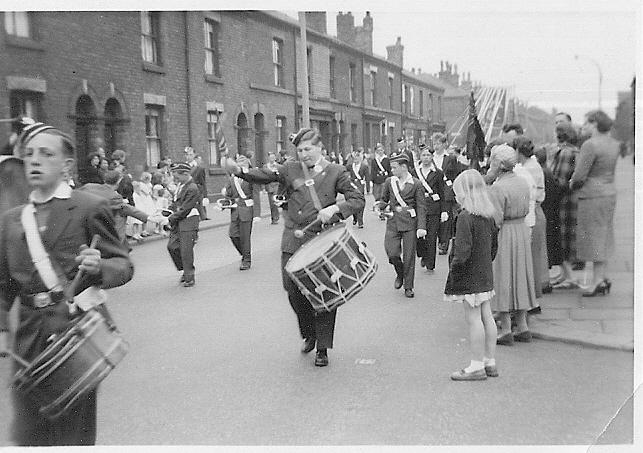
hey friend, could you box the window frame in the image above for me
[419,90,424,117]
[204,18,220,77]
[370,71,377,107]
[4,11,30,38]
[388,77,394,110]
[275,116,286,153]
[145,105,163,168]
[349,63,357,103]
[329,55,336,99]
[141,11,161,65]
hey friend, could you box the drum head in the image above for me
[286,224,347,271]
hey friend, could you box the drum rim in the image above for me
[285,223,349,272]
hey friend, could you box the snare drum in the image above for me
[285,223,377,313]
[12,309,129,420]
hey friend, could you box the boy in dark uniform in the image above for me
[411,144,450,273]
[225,128,364,367]
[371,143,391,201]
[166,162,201,287]
[376,153,427,298]
[223,156,256,270]
[346,147,369,228]
[0,122,133,446]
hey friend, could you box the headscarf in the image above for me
[490,144,518,171]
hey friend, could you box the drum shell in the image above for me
[12,309,129,420]
[286,225,377,313]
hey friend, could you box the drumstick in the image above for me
[65,234,101,301]
[294,219,322,238]
[6,350,30,368]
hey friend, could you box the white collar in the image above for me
[397,173,414,186]
[29,181,72,204]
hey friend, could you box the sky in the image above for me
[7,0,640,123]
[285,1,639,123]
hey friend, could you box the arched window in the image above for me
[236,112,249,157]
[254,113,266,165]
[104,98,123,155]
[75,95,97,165]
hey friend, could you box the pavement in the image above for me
[133,159,636,352]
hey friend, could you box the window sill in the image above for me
[249,83,294,96]
[142,61,166,74]
[5,35,45,51]
[205,74,223,85]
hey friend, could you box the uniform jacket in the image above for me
[262,163,281,193]
[169,179,201,232]
[347,161,369,194]
[379,175,427,232]
[224,176,256,222]
[370,155,391,184]
[444,210,498,295]
[79,183,148,243]
[439,154,464,203]
[191,165,208,198]
[238,159,365,254]
[0,190,134,357]
[411,164,447,216]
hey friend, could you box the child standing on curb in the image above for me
[444,170,499,381]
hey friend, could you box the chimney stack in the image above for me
[386,36,404,67]
[354,11,373,54]
[305,12,327,34]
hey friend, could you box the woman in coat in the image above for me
[488,145,538,345]
[570,110,620,296]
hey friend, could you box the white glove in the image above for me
[416,229,427,239]
[440,212,449,223]
[221,187,227,196]
[317,205,340,224]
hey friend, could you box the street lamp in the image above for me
[575,54,603,110]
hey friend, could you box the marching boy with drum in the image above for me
[375,153,428,298]
[225,128,364,367]
[0,123,133,446]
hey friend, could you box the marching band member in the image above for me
[225,128,364,367]
[347,147,369,228]
[223,156,257,270]
[166,162,201,287]
[371,143,391,201]
[376,153,427,298]
[264,151,281,224]
[432,133,463,255]
[411,144,449,273]
[0,123,133,446]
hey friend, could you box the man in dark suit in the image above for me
[0,123,133,446]
[411,144,449,273]
[225,128,364,367]
[376,153,427,298]
[371,143,390,201]
[346,147,369,228]
[191,154,209,220]
[223,156,256,270]
[166,162,201,287]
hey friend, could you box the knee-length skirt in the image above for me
[576,195,616,262]
[492,218,538,312]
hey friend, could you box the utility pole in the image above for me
[298,12,310,129]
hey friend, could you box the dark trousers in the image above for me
[198,203,208,221]
[384,227,417,290]
[167,229,197,277]
[438,201,456,248]
[372,182,385,201]
[415,215,440,269]
[267,192,280,222]
[11,386,97,446]
[229,219,253,264]
[351,206,364,226]
[281,252,337,349]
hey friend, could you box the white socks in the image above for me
[464,360,485,373]
[483,357,496,367]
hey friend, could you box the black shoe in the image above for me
[405,288,415,298]
[528,306,542,314]
[357,224,364,229]
[271,219,279,224]
[420,258,427,268]
[541,284,553,294]
[179,274,185,283]
[438,247,448,255]
[183,279,195,287]
[315,349,329,367]
[301,338,316,354]
[240,262,251,271]
[582,280,610,297]
[572,262,586,271]
[394,276,404,289]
